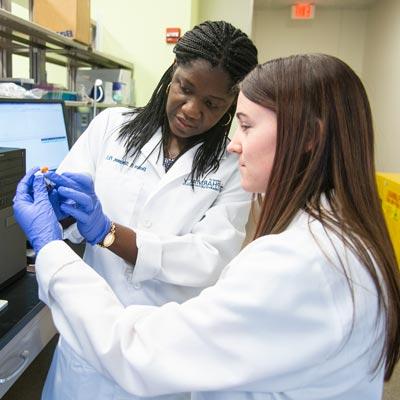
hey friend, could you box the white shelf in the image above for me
[0,8,134,70]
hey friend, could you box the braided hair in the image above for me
[118,20,258,180]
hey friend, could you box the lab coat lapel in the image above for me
[142,143,201,207]
[141,132,227,201]
[157,141,229,189]
[140,128,164,177]
[138,128,200,182]
[159,143,202,188]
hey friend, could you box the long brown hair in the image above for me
[241,54,400,380]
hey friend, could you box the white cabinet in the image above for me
[0,306,56,398]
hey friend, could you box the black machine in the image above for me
[0,147,26,290]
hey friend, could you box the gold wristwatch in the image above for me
[98,222,116,248]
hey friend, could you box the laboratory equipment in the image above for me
[112,82,123,104]
[0,299,8,312]
[76,68,134,105]
[0,99,70,172]
[0,147,26,290]
[92,79,103,117]
[71,107,91,145]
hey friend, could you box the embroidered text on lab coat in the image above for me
[183,177,223,192]
[105,155,147,171]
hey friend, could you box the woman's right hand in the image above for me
[48,186,70,221]
[46,172,111,246]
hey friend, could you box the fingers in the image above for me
[62,171,92,183]
[45,172,78,190]
[24,167,41,182]
[60,203,89,223]
[16,167,40,193]
[58,186,94,212]
[14,167,40,202]
[48,188,59,203]
[33,175,51,202]
[45,171,93,192]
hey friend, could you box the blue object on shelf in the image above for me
[112,82,123,104]
[43,91,78,101]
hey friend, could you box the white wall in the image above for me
[11,1,31,81]
[91,0,195,106]
[198,0,254,37]
[253,6,368,76]
[363,0,400,172]
[253,3,400,173]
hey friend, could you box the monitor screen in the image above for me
[0,100,70,171]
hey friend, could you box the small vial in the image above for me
[38,166,53,190]
[112,82,123,104]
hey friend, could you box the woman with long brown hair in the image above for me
[14,53,400,399]
[238,53,400,382]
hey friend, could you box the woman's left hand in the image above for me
[13,168,62,254]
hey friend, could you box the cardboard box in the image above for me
[33,0,91,45]
[376,172,400,266]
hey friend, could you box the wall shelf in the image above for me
[64,100,132,109]
[0,8,133,72]
[0,5,134,145]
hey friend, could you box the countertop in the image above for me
[0,272,45,352]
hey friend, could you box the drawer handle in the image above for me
[0,350,30,384]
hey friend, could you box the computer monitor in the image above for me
[0,99,70,171]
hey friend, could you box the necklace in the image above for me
[163,156,175,172]
[163,139,182,171]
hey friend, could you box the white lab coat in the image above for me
[36,210,385,400]
[42,107,251,399]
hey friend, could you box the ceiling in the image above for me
[254,0,378,9]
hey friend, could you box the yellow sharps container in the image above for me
[376,173,400,267]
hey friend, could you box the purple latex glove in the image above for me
[48,187,69,221]
[13,168,62,254]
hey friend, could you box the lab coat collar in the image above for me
[140,127,229,184]
[141,128,162,159]
[140,128,164,177]
[140,128,200,181]
[160,143,202,187]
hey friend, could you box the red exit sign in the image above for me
[291,3,315,20]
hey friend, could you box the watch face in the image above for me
[103,232,115,247]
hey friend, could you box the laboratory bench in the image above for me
[0,272,57,398]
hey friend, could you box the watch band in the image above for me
[98,222,116,248]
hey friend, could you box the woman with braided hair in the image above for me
[37,21,258,399]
